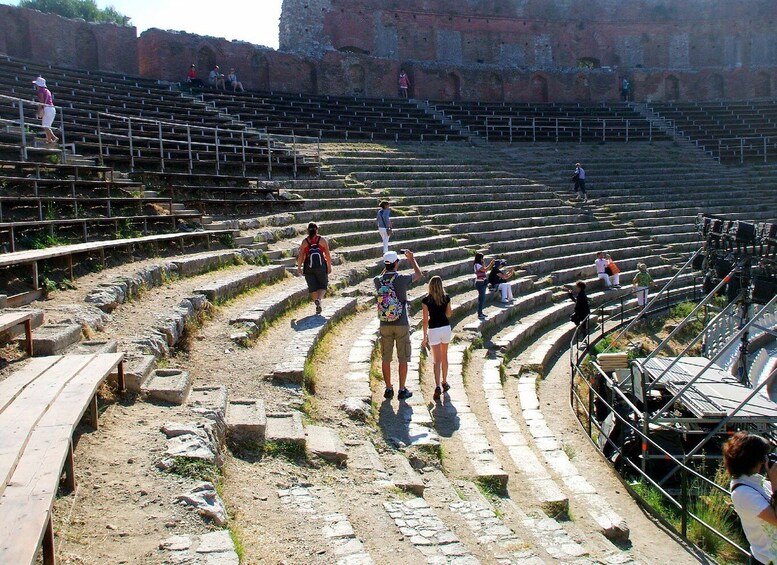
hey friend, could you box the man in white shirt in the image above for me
[595,251,612,290]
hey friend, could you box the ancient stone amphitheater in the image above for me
[1,3,777,565]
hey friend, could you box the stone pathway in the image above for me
[513,370,630,541]
[432,343,508,489]
[383,497,479,564]
[448,498,541,564]
[269,296,357,382]
[158,529,239,565]
[278,486,374,565]
[481,357,568,515]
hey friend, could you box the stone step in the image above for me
[304,425,348,465]
[23,323,82,356]
[142,368,193,405]
[432,343,509,491]
[192,265,286,302]
[337,234,457,263]
[383,453,425,496]
[462,288,553,335]
[277,485,374,563]
[341,317,379,420]
[480,359,569,516]
[225,398,267,442]
[266,411,306,446]
[510,369,630,541]
[268,297,358,383]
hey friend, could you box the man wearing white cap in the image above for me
[374,249,423,401]
[32,76,57,144]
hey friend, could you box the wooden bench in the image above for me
[0,353,124,565]
[0,310,33,356]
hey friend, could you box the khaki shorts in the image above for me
[379,325,411,364]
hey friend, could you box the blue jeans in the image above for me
[476,280,488,316]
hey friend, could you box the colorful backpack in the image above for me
[377,274,403,322]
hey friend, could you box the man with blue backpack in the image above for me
[374,249,424,401]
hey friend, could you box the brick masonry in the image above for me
[1,2,776,102]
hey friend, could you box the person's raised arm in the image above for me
[405,249,423,282]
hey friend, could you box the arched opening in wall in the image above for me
[664,75,680,101]
[574,74,591,102]
[754,72,772,98]
[197,46,218,76]
[530,74,549,103]
[577,57,600,69]
[444,72,461,101]
[250,52,270,90]
[705,73,725,100]
[75,27,98,69]
[348,64,366,96]
[488,72,504,101]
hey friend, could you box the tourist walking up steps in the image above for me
[474,252,496,320]
[296,223,332,315]
[376,200,392,254]
[633,263,656,307]
[421,276,453,402]
[32,77,57,144]
[375,249,423,401]
[573,162,587,202]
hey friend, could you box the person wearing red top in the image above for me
[186,64,203,87]
[398,70,410,98]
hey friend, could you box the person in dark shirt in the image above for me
[568,280,591,333]
[421,276,453,401]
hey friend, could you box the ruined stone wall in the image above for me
[0,5,137,74]
[1,2,776,103]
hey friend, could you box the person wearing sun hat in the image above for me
[32,76,57,144]
[374,249,423,401]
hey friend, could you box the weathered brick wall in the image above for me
[1,2,776,102]
[0,5,137,74]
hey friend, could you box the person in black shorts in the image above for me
[421,276,453,401]
[295,223,332,315]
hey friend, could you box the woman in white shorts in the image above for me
[421,276,453,402]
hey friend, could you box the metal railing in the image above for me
[1,93,322,179]
[0,94,68,162]
[479,115,656,143]
[717,135,777,164]
[568,253,773,561]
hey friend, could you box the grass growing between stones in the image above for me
[262,440,306,461]
[179,307,214,353]
[476,476,508,497]
[167,457,221,483]
[228,526,245,562]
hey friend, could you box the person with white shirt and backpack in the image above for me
[296,223,332,315]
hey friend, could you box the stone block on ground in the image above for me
[187,385,228,420]
[384,453,424,496]
[340,396,371,421]
[226,398,267,441]
[115,353,156,392]
[193,265,285,302]
[71,339,118,355]
[577,493,630,541]
[143,368,192,405]
[176,481,228,526]
[305,425,348,464]
[265,412,305,446]
[22,323,82,356]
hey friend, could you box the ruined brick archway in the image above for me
[754,72,772,98]
[444,72,461,101]
[705,74,725,100]
[347,64,366,95]
[665,75,680,101]
[530,74,549,103]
